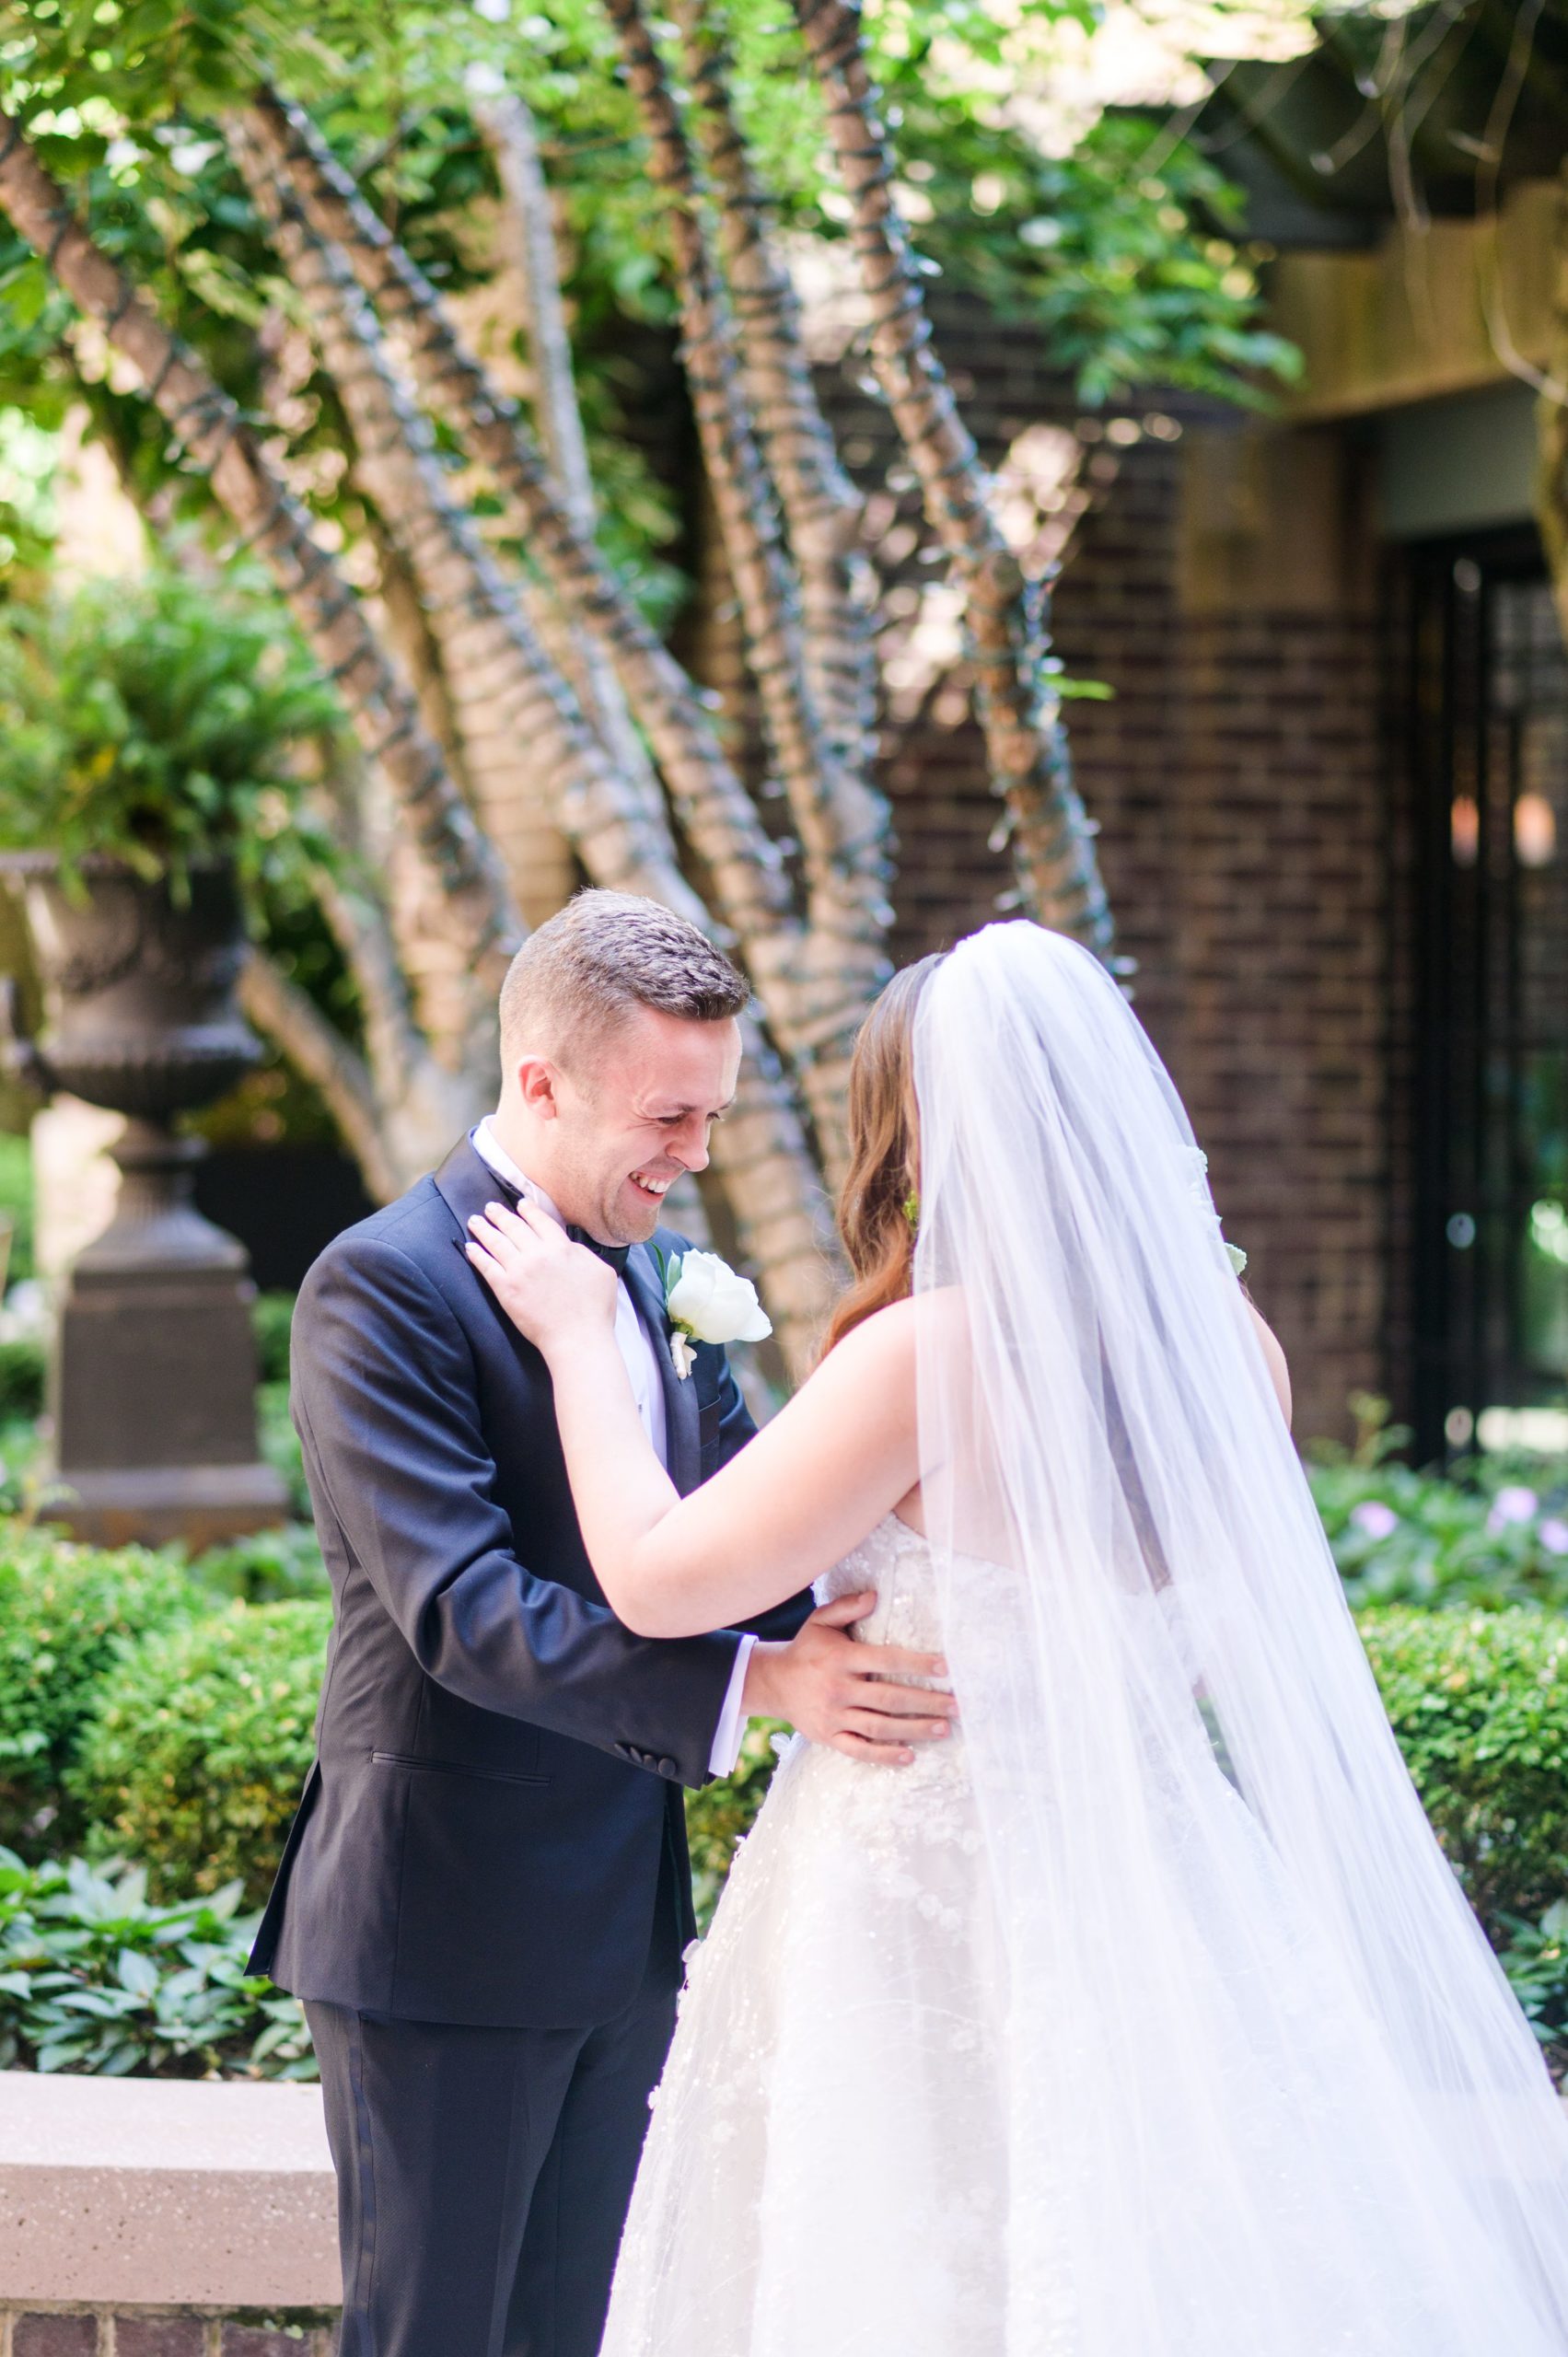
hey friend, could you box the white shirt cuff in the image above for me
[707,1634,757,1778]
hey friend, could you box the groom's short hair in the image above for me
[499,889,749,1069]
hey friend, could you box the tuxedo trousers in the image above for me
[307,1836,683,2357]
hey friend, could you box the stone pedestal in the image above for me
[52,1122,287,1549]
[3,858,290,1550]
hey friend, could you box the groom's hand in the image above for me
[741,1592,955,1767]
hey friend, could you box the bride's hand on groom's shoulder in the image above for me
[466,1201,619,1353]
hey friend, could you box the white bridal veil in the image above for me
[912,923,1568,2354]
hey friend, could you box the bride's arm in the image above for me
[467,1201,921,1639]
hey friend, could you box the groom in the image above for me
[251,890,953,2357]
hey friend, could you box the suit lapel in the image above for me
[625,1242,701,1496]
[434,1133,518,1237]
[434,1137,547,1386]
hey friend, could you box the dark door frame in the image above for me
[1397,522,1563,1460]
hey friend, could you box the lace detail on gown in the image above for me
[599,1515,1049,2357]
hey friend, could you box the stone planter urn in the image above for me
[0,854,289,1547]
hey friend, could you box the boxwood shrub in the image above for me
[72,1597,330,1905]
[1356,1606,1568,1931]
[0,1528,206,1856]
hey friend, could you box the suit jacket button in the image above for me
[658,1758,679,1779]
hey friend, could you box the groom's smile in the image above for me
[497,999,744,1248]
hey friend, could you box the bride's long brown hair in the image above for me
[821,952,946,1356]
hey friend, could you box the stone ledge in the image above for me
[0,2074,338,2309]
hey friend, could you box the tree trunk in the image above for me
[603,0,892,1100]
[0,111,520,1004]
[246,90,889,1180]
[231,115,638,929]
[238,947,401,1202]
[233,114,836,1364]
[790,0,1118,963]
[242,92,796,970]
[475,88,668,832]
[670,0,877,772]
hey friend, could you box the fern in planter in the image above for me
[0,558,341,890]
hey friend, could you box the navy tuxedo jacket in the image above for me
[250,1135,811,2028]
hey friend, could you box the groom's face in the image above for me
[538,1005,742,1245]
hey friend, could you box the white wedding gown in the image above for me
[600,1511,1006,2357]
[600,1511,1568,2357]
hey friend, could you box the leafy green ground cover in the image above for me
[0,1849,312,2078]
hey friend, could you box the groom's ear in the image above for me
[515,1055,562,1120]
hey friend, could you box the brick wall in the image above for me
[684,287,1392,1441]
[0,2310,337,2355]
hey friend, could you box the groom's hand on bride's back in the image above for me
[741,1591,954,1767]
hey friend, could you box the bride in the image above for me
[466,921,1568,2355]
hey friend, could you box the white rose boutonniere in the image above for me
[654,1247,772,1379]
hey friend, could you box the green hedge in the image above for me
[190,1520,327,1605]
[0,1530,206,1856]
[5,1526,1568,1991]
[71,1598,330,1906]
[686,1717,790,1933]
[1356,1607,1568,1928]
[251,1293,296,1386]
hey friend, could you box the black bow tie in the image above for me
[472,1161,633,1279]
[567,1225,632,1277]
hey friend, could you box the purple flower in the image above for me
[1488,1486,1539,1533]
[1350,1500,1399,1541]
[1539,1518,1568,1557]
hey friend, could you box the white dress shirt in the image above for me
[470,1120,754,1778]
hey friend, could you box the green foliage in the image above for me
[868,99,1298,408]
[191,1520,328,1605]
[0,560,341,889]
[257,1379,310,1517]
[1497,1900,1568,2081]
[0,1131,36,1283]
[0,1530,207,1856]
[0,1335,43,1422]
[1356,1608,1568,1931]
[0,1418,52,1518]
[251,1290,296,1385]
[0,1846,314,2078]
[71,1597,329,1904]
[685,1715,789,1932]
[0,0,1296,540]
[1307,1398,1568,1611]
